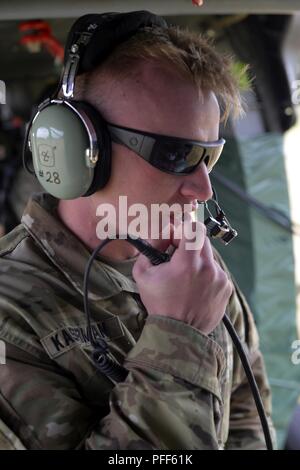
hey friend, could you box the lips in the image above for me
[184,200,198,211]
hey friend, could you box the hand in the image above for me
[132,220,233,335]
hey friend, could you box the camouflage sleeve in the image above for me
[87,315,225,450]
[0,315,226,450]
[224,280,277,450]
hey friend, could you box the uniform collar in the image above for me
[21,193,139,300]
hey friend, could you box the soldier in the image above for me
[0,12,276,449]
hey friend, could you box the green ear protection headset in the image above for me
[24,11,168,199]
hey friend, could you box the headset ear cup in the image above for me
[72,100,112,195]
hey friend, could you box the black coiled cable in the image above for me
[83,235,170,383]
[83,238,128,382]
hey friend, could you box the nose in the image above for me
[179,162,213,202]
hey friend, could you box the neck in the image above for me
[57,197,139,261]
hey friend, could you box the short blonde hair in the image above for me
[75,25,246,122]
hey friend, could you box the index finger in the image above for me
[172,220,206,265]
[199,236,215,264]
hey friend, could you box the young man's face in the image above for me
[95,60,221,236]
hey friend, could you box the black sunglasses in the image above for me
[107,123,225,175]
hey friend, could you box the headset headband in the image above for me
[61,11,168,99]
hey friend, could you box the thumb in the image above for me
[172,216,206,264]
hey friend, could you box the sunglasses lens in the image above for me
[205,146,224,173]
[151,141,223,174]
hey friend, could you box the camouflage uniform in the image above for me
[0,193,276,450]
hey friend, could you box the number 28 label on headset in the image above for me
[38,144,56,167]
